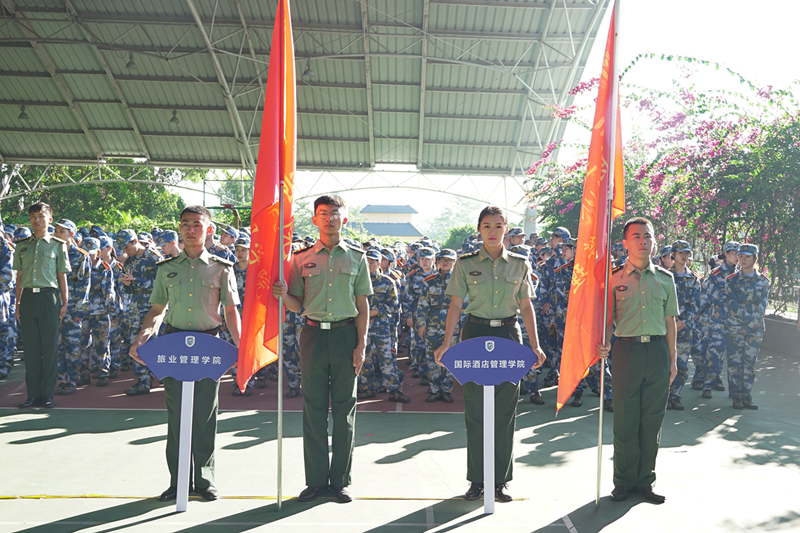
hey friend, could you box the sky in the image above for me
[178,0,799,233]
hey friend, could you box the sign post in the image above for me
[139,332,238,512]
[441,336,534,514]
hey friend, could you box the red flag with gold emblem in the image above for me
[556,7,625,412]
[237,0,295,391]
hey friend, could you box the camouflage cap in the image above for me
[365,248,381,261]
[658,245,673,257]
[90,224,104,236]
[234,237,251,248]
[137,232,152,244]
[83,237,100,253]
[221,226,239,239]
[156,230,178,246]
[535,237,548,246]
[507,227,525,237]
[671,240,691,252]
[78,227,90,237]
[409,243,422,251]
[14,227,32,241]
[509,244,530,256]
[116,229,138,247]
[99,235,114,249]
[436,248,457,261]
[380,248,396,262]
[54,219,77,235]
[539,246,553,256]
[418,247,435,259]
[550,227,571,240]
[737,243,758,256]
[722,241,741,253]
[563,238,577,249]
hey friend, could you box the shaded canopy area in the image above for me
[0,0,610,179]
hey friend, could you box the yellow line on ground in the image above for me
[0,495,528,501]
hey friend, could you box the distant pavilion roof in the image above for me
[360,205,419,214]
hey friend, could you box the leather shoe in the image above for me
[635,486,665,504]
[441,392,454,403]
[159,484,194,501]
[701,389,712,399]
[465,482,483,501]
[732,398,744,410]
[603,399,614,412]
[495,483,512,502]
[669,397,684,411]
[19,397,40,408]
[742,399,758,410]
[42,397,56,408]
[287,388,300,398]
[713,381,726,392]
[331,485,353,503]
[611,486,630,501]
[571,394,583,407]
[298,485,328,502]
[691,381,703,390]
[529,393,545,405]
[199,486,219,501]
[425,393,440,403]
[357,390,376,400]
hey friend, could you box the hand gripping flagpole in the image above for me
[596,0,620,508]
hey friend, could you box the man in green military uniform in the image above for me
[130,205,241,502]
[597,217,678,504]
[273,194,371,504]
[14,202,70,409]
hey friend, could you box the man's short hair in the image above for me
[314,194,346,213]
[622,217,654,239]
[28,202,52,217]
[180,205,212,222]
[477,206,507,227]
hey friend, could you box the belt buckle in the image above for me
[321,322,331,330]
[641,335,650,343]
[32,287,41,293]
[489,319,502,327]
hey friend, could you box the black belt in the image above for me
[306,318,355,330]
[429,305,449,310]
[617,335,665,344]
[468,314,517,327]
[23,287,57,294]
[165,324,221,336]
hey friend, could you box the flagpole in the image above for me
[596,0,620,508]
[276,0,286,512]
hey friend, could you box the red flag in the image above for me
[556,7,625,411]
[237,0,296,391]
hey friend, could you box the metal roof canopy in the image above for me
[0,0,610,178]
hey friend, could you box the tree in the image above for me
[418,196,484,242]
[443,224,476,251]
[525,55,800,312]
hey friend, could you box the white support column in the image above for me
[176,381,195,513]
[483,385,495,514]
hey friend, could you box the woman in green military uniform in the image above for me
[434,206,546,502]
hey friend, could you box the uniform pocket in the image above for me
[201,278,219,306]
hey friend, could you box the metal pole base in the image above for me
[483,385,495,515]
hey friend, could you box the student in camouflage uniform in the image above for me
[402,247,435,382]
[54,219,92,395]
[725,244,770,410]
[540,228,571,387]
[280,240,304,397]
[380,247,404,374]
[117,229,160,395]
[416,248,465,403]
[98,236,123,379]
[206,223,236,263]
[0,224,15,379]
[78,238,116,387]
[700,241,740,399]
[359,248,410,403]
[157,230,181,258]
[520,247,548,404]
[667,240,702,410]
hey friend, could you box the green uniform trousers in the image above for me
[461,320,521,484]
[163,376,219,490]
[299,322,358,487]
[19,288,61,400]
[611,337,670,490]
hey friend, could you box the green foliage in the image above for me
[418,197,483,242]
[443,224,476,251]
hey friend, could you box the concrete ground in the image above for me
[1,347,798,533]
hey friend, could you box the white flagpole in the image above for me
[596,0,620,508]
[276,0,286,512]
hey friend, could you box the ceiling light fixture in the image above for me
[169,109,180,125]
[303,59,315,78]
[126,52,138,70]
[18,105,29,120]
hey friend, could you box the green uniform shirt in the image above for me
[149,249,239,331]
[446,246,535,319]
[610,259,679,337]
[12,234,70,288]
[288,239,372,322]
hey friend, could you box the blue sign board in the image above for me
[138,332,238,382]
[441,337,534,386]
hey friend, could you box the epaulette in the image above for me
[209,255,234,267]
[152,249,165,259]
[3,240,13,250]
[612,264,624,274]
[726,271,738,280]
[710,267,721,276]
[345,243,365,254]
[157,256,178,266]
[52,236,66,244]
[101,260,111,270]
[507,251,527,261]
[294,244,314,256]
[423,272,437,282]
[531,272,539,282]
[554,260,574,273]
[407,267,420,277]
[459,250,479,259]
[75,246,90,256]
[17,236,33,244]
[654,264,672,277]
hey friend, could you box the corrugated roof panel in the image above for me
[96,130,141,156]
[298,139,368,167]
[145,135,239,163]
[0,131,94,159]
[0,101,79,131]
[374,138,416,164]
[374,112,417,139]
[297,85,365,113]
[60,73,118,101]
[371,56,420,84]
[0,45,46,73]
[372,84,418,113]
[79,102,134,129]
[298,113,368,139]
